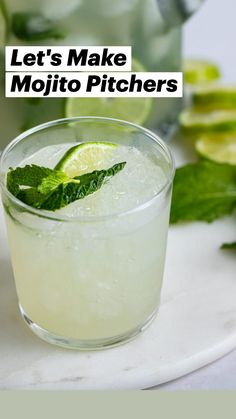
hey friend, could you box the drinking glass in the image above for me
[0,117,175,349]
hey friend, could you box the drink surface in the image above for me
[20,142,167,217]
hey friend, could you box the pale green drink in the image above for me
[0,117,174,349]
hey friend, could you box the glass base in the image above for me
[19,305,158,351]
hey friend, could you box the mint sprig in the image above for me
[7,162,126,212]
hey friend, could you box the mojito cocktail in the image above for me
[0,117,174,349]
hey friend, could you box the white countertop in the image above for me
[1,206,236,390]
[153,350,236,390]
[153,0,236,390]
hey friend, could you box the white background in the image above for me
[184,0,236,82]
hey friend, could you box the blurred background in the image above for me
[1,0,235,147]
[184,0,235,82]
[0,0,203,147]
[1,0,235,151]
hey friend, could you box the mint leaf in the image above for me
[38,171,70,195]
[221,242,236,250]
[170,161,236,224]
[12,12,65,41]
[7,165,53,197]
[7,162,126,211]
[38,162,126,211]
[18,188,46,209]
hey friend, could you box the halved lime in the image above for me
[65,58,153,126]
[55,142,117,177]
[179,109,236,134]
[184,59,221,85]
[193,85,236,109]
[196,134,236,165]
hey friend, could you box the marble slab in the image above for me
[0,200,235,389]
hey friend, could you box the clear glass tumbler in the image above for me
[0,117,174,350]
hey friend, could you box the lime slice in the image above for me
[65,58,153,126]
[55,142,117,177]
[196,134,236,165]
[193,85,236,109]
[66,96,152,125]
[184,59,221,85]
[179,109,236,134]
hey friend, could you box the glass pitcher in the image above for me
[0,0,204,147]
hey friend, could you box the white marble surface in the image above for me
[152,349,236,390]
[0,193,235,389]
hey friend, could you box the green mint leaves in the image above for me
[170,161,236,224]
[7,165,53,196]
[12,12,65,41]
[7,162,126,212]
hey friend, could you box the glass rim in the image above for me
[0,116,175,223]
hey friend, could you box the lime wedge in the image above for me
[184,59,221,85]
[179,109,236,134]
[193,85,236,109]
[55,142,117,177]
[196,134,236,165]
[65,58,153,126]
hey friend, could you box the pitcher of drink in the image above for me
[0,0,204,147]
